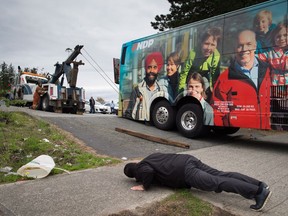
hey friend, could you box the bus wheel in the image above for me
[213,126,240,135]
[41,94,50,111]
[152,100,175,130]
[176,103,203,138]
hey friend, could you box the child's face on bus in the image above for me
[255,16,270,34]
[274,27,288,48]
[201,36,217,58]
[166,58,179,76]
[235,30,256,68]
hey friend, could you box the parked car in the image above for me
[84,101,90,113]
[102,102,119,114]
[84,101,102,113]
[101,102,112,114]
[94,101,103,113]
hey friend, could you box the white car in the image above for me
[100,102,112,114]
[85,101,102,113]
[101,102,118,114]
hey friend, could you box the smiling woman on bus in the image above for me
[165,51,181,99]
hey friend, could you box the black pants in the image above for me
[90,106,95,113]
[184,157,260,199]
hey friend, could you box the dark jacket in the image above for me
[134,153,197,190]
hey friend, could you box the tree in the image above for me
[31,67,38,74]
[22,67,38,74]
[96,97,105,104]
[0,62,15,97]
[151,0,268,31]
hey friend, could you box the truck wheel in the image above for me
[152,100,175,130]
[71,106,78,114]
[41,94,50,111]
[53,107,62,113]
[176,103,203,138]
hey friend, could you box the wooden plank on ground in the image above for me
[115,127,190,149]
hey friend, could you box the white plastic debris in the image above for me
[0,166,13,173]
[17,155,55,179]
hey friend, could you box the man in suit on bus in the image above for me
[213,29,271,129]
[125,51,165,121]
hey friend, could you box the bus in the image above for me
[114,0,288,138]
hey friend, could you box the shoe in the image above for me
[259,182,269,190]
[250,188,272,211]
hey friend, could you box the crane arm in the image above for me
[50,45,84,85]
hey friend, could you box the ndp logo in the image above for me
[132,39,154,51]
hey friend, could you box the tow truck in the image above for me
[9,45,86,114]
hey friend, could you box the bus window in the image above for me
[121,46,127,65]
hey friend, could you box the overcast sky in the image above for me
[0,0,170,102]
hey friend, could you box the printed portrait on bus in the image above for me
[185,72,214,125]
[178,26,222,104]
[159,51,181,100]
[258,20,288,130]
[119,2,288,132]
[124,51,166,121]
[213,29,271,129]
[118,0,288,134]
[253,9,277,54]
[213,2,287,130]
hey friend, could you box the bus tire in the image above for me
[176,103,203,138]
[213,126,240,135]
[41,94,50,111]
[152,100,175,130]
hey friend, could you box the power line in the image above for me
[81,48,119,94]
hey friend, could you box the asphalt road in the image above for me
[3,106,286,160]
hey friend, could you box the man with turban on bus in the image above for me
[125,51,165,121]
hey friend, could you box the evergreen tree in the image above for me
[0,62,15,97]
[151,0,268,31]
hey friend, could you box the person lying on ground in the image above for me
[124,152,271,212]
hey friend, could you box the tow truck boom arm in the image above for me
[50,45,84,87]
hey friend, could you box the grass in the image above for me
[1,98,27,107]
[0,110,120,184]
[110,189,233,216]
[147,189,214,216]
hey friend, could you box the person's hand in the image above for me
[131,185,144,191]
[187,90,202,101]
